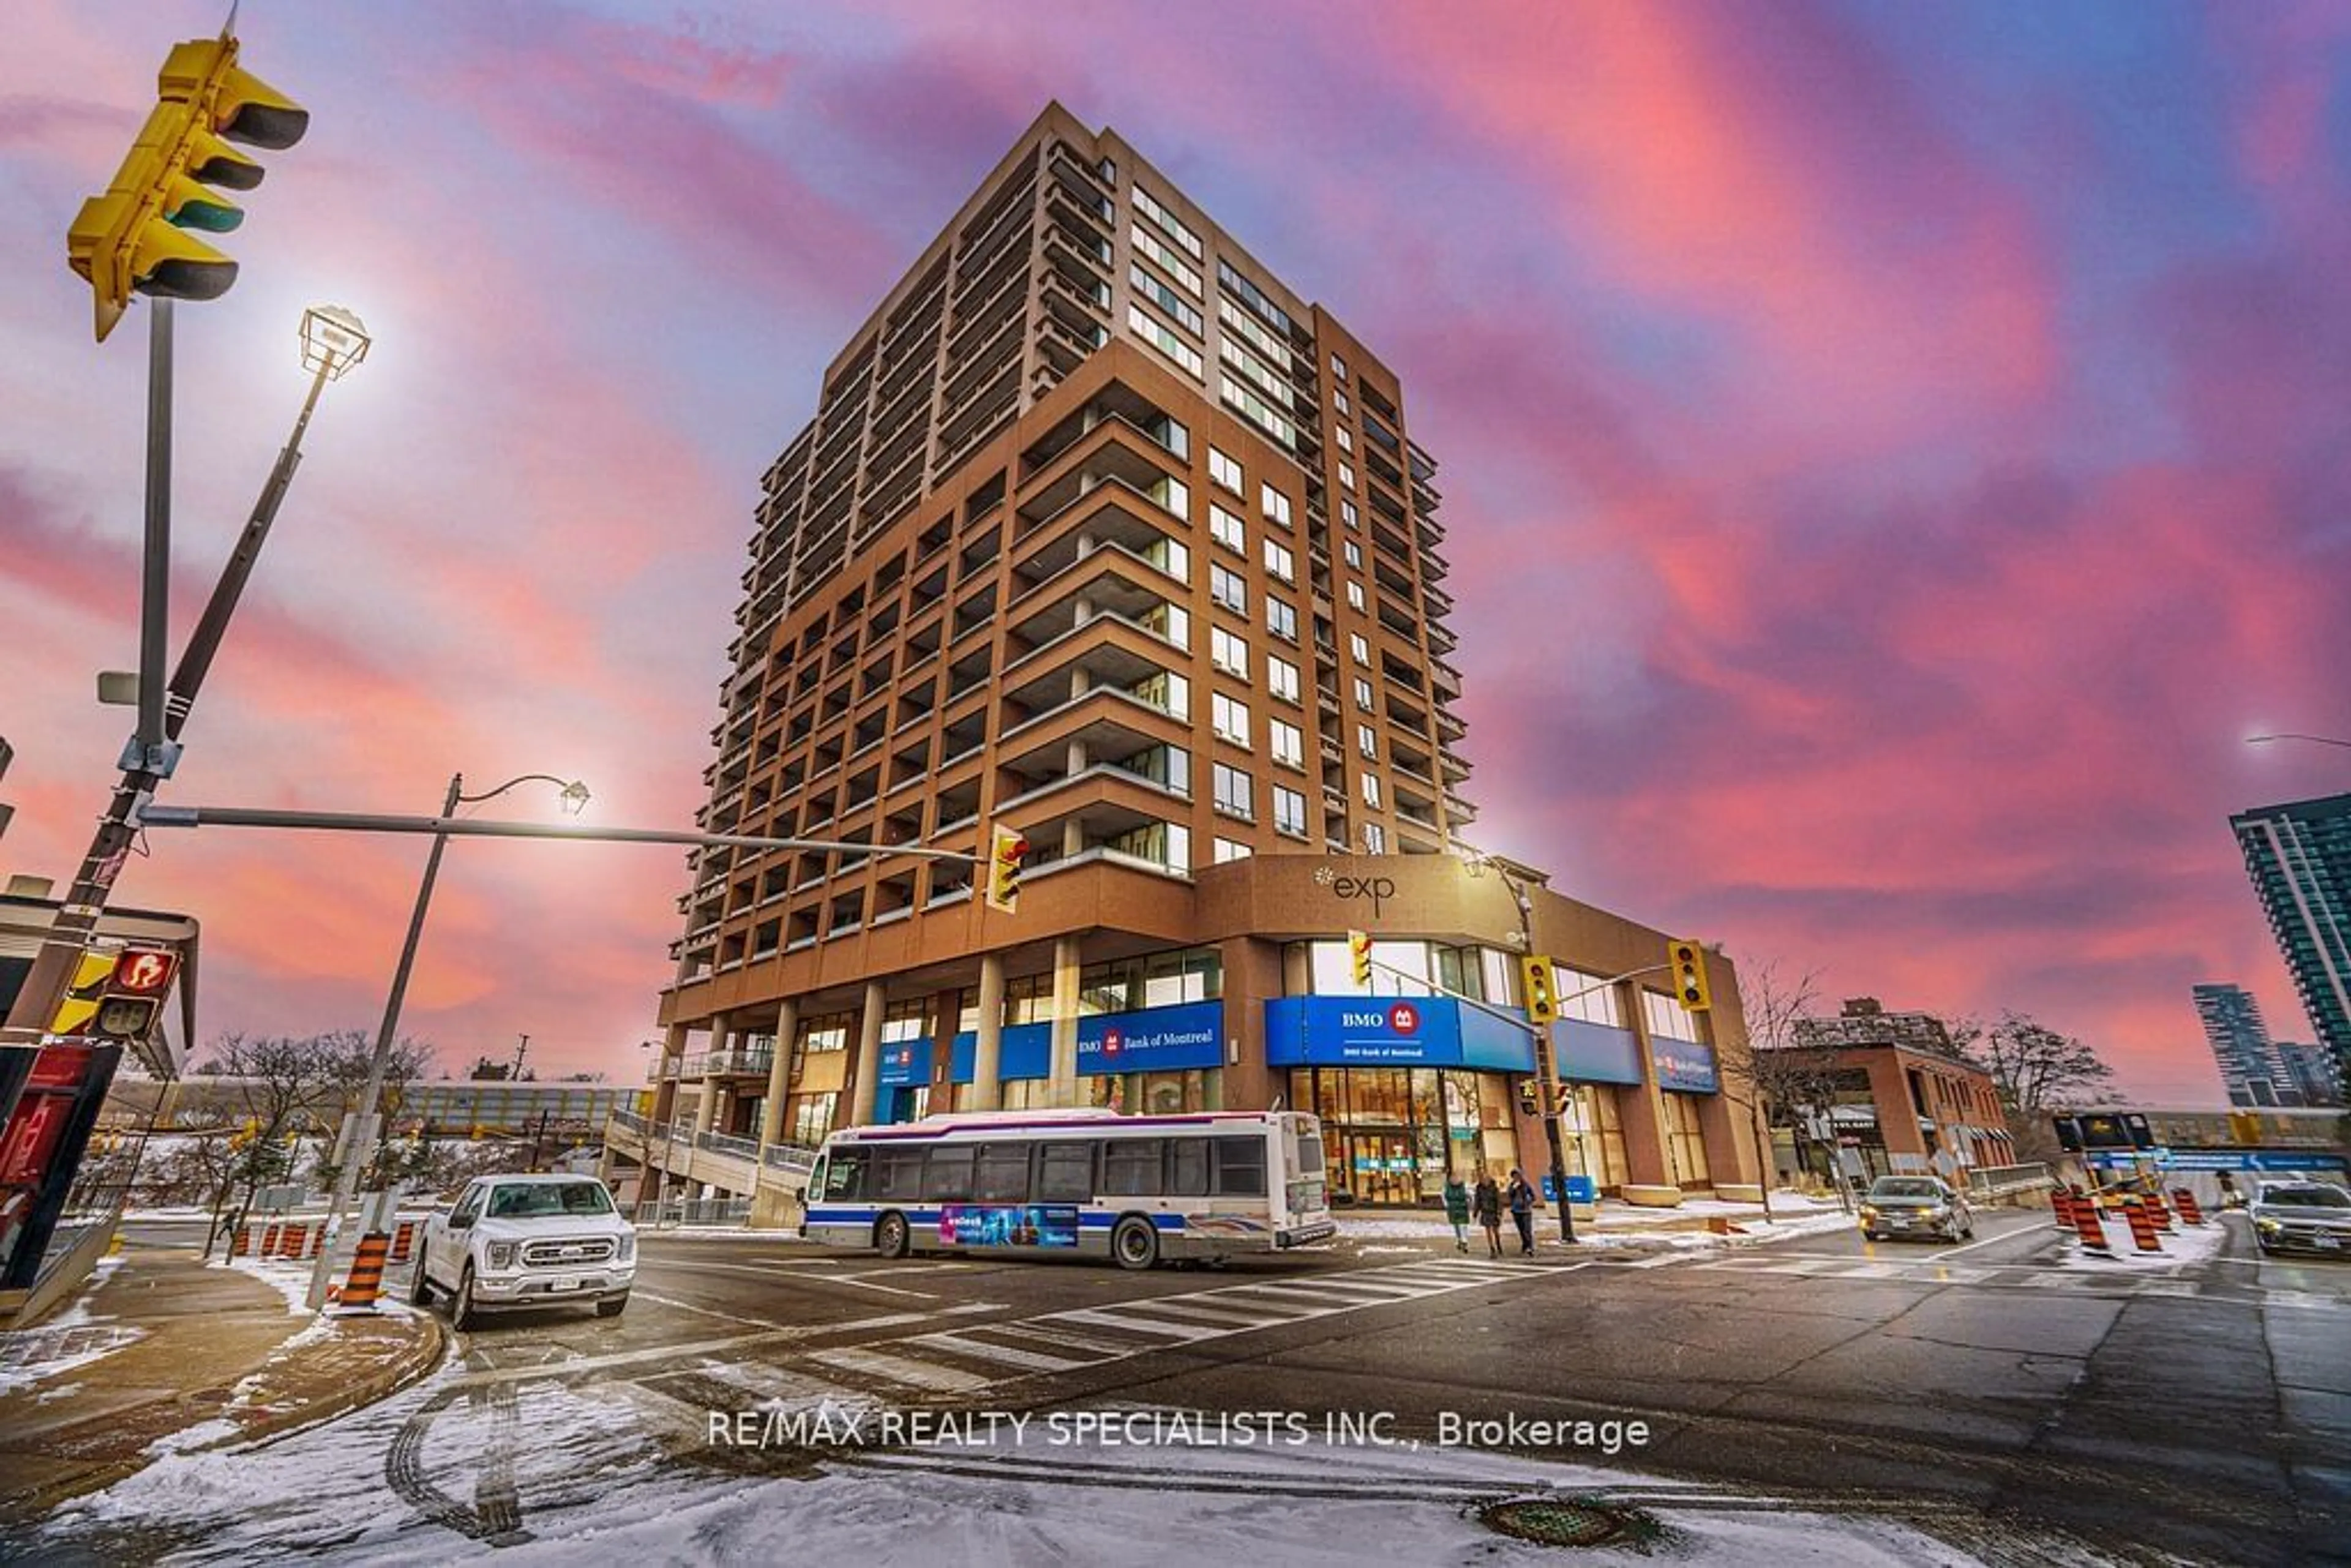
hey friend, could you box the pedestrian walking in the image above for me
[1472,1171,1504,1258]
[1442,1175,1471,1253]
[1507,1168,1536,1256]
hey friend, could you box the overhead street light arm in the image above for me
[2247,733,2351,751]
[133,803,986,864]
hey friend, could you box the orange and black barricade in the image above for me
[2071,1196,2112,1253]
[2172,1188,2205,1226]
[2145,1190,2173,1232]
[338,1232,391,1310]
[390,1219,417,1263]
[2121,1199,2163,1253]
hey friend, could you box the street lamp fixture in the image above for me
[299,304,370,380]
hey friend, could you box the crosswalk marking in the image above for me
[804,1344,994,1393]
[904,1330,1097,1374]
[1049,1306,1232,1343]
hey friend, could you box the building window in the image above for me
[1212,691,1251,748]
[1210,562,1247,614]
[1348,632,1370,664]
[1334,387,1350,415]
[1267,655,1301,705]
[1662,1092,1713,1185]
[1134,186,1203,260]
[1132,225,1201,295]
[1259,484,1292,530]
[1357,723,1378,760]
[1363,822,1386,853]
[1341,499,1359,530]
[1220,375,1294,448]
[1335,426,1353,452]
[1346,580,1367,612]
[1332,352,1348,381]
[1209,446,1243,493]
[1269,718,1304,770]
[1361,774,1382,809]
[1272,785,1308,838]
[1262,539,1295,583]
[1343,541,1363,571]
[1556,966,1624,1027]
[1211,626,1250,680]
[1266,596,1299,643]
[1353,676,1375,709]
[1213,836,1253,864]
[1131,264,1203,334]
[1339,462,1356,492]
[1210,503,1246,555]
[789,1092,839,1148]
[1213,762,1254,820]
[1129,304,1204,377]
[1643,990,1700,1043]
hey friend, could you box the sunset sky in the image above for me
[4,2,2345,1103]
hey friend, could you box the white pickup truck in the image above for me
[411,1172,636,1329]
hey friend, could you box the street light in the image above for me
[306,770,587,1308]
[1,305,370,1162]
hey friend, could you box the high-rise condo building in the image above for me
[615,105,1761,1216]
[2191,983,2287,1106]
[2230,792,2351,1084]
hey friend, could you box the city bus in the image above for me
[798,1108,1335,1269]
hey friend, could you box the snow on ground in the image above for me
[34,1373,2004,1566]
[0,1256,139,1396]
[226,1256,320,1316]
[2050,1209,2231,1272]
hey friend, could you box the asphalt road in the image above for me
[25,1206,2351,1564]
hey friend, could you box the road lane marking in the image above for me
[632,1291,794,1329]
[659,1258,940,1299]
[1049,1307,1230,1343]
[902,1330,1097,1373]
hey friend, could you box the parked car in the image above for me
[413,1173,636,1329]
[1858,1175,1974,1243]
[2249,1180,2351,1257]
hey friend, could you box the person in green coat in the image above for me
[1442,1176,1471,1253]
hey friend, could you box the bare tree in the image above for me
[1960,1011,2117,1164]
[1717,960,1849,1213]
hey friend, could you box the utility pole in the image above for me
[512,1033,530,1081]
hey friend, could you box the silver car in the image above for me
[2249,1180,2351,1258]
[1859,1175,1974,1243]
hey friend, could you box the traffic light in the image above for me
[87,947,179,1041]
[1667,939,1712,1012]
[1516,1078,1542,1117]
[66,34,309,342]
[1348,929,1373,987]
[982,823,1028,913]
[1520,955,1559,1024]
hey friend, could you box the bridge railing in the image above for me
[1966,1162,2053,1199]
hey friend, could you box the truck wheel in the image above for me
[596,1292,629,1319]
[451,1265,480,1331]
[409,1258,433,1307]
[876,1211,910,1259]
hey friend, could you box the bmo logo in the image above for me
[1101,1027,1124,1059]
[1387,1002,1419,1035]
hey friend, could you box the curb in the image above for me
[211,1309,448,1450]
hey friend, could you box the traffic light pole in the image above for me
[137,299,174,760]
[0,342,341,1129]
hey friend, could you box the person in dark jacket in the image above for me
[1507,1168,1536,1256]
[1472,1172,1504,1258]
[1442,1176,1471,1253]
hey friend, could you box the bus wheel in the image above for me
[1111,1217,1160,1271]
[876,1212,910,1259]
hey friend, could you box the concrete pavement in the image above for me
[0,1242,443,1526]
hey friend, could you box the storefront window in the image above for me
[1662,1092,1712,1187]
[1288,1066,1520,1204]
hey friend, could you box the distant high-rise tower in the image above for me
[2191,983,2285,1106]
[2276,1040,2343,1107]
[2230,792,2351,1090]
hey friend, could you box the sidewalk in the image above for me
[0,1243,444,1525]
[1332,1190,1860,1255]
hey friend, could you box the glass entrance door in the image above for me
[1345,1133,1417,1206]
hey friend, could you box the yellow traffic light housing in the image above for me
[1348,929,1373,988]
[1516,1078,1542,1117]
[1520,954,1559,1024]
[66,34,309,342]
[983,823,1028,913]
[1668,939,1712,1012]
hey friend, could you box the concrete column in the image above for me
[970,952,1008,1110]
[694,1076,721,1135]
[757,997,801,1149]
[1048,934,1083,1107]
[849,979,888,1125]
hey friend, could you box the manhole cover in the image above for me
[1480,1497,1652,1548]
